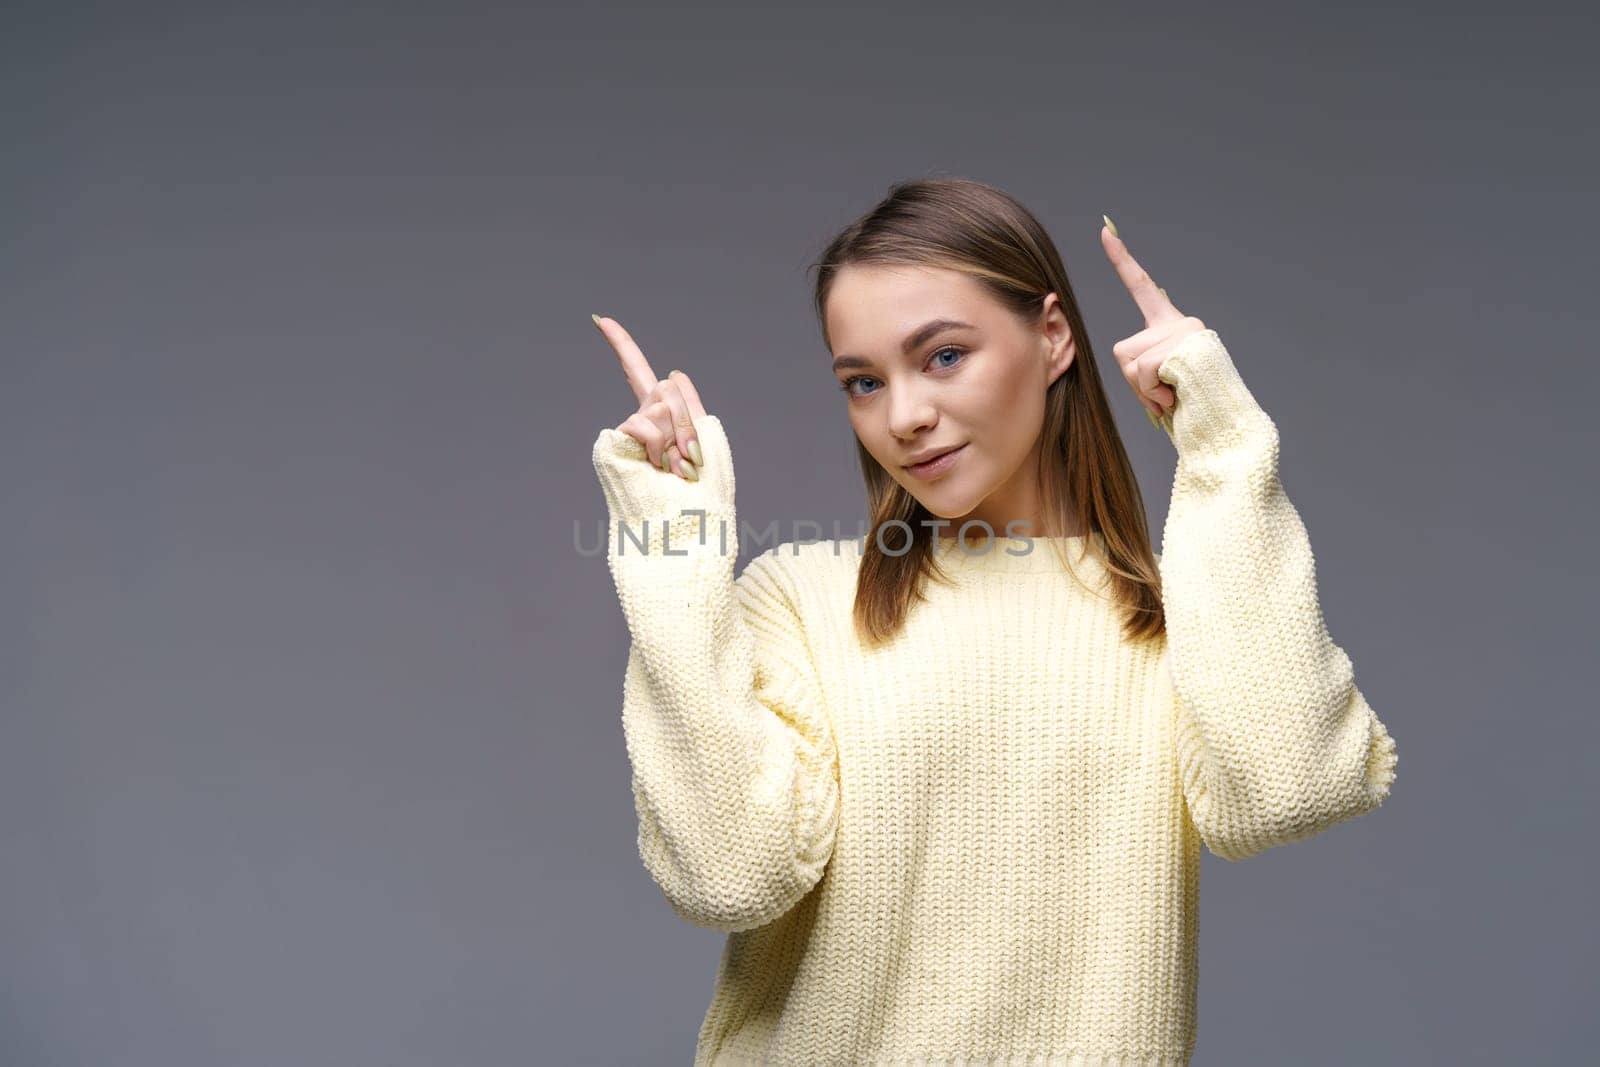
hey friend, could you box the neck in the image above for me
[933,518,1088,551]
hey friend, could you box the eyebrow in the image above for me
[831,318,977,373]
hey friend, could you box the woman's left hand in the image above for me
[1100,216,1208,425]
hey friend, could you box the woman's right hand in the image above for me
[593,314,709,481]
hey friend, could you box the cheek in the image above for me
[965,377,1040,442]
[963,389,1043,473]
[850,414,894,468]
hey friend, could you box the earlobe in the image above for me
[1045,335,1076,386]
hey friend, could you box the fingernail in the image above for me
[1146,409,1159,428]
[591,313,603,328]
[660,446,674,471]
[1103,214,1119,238]
[687,438,703,466]
[678,458,699,481]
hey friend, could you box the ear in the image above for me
[1040,292,1076,386]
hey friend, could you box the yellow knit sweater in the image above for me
[590,328,1399,1066]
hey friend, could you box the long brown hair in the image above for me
[808,176,1166,648]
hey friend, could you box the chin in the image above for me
[905,482,985,523]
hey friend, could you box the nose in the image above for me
[886,381,938,441]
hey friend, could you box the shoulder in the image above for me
[738,538,863,601]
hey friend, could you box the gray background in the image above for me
[4,1,1595,1064]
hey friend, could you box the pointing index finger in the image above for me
[1100,222,1180,325]
[592,314,658,403]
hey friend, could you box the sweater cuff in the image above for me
[591,413,736,530]
[1155,329,1271,454]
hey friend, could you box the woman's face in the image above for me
[825,263,1076,537]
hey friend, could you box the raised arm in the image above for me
[1154,328,1398,862]
[593,413,841,929]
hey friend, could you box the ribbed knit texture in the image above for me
[590,328,1399,1066]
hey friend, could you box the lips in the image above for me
[904,444,963,469]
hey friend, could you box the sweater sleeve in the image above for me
[1153,329,1398,862]
[591,413,841,930]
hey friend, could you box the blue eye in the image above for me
[839,375,879,397]
[838,345,967,399]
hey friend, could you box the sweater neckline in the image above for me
[924,532,1104,573]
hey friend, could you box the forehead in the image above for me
[825,264,995,355]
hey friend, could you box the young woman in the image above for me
[589,178,1398,1066]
